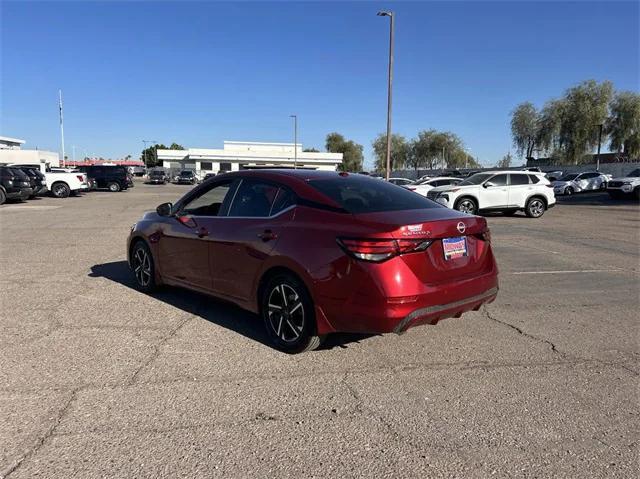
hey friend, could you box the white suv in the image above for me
[427,171,556,218]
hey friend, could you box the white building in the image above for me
[0,136,60,168]
[157,141,342,175]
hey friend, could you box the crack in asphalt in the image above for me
[482,305,569,359]
[126,316,193,385]
[1,388,81,479]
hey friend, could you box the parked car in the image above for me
[128,170,498,353]
[607,168,640,200]
[387,177,414,186]
[174,170,198,185]
[76,165,129,192]
[147,169,169,184]
[427,171,555,218]
[405,177,463,197]
[130,166,146,177]
[0,166,33,204]
[8,165,48,198]
[544,170,564,182]
[552,171,610,196]
[16,164,89,197]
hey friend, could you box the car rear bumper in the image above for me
[607,185,635,193]
[392,285,498,333]
[316,255,499,335]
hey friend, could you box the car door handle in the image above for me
[196,227,209,238]
[258,230,277,241]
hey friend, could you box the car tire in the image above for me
[564,186,574,196]
[600,182,607,190]
[51,182,70,198]
[261,272,324,354]
[455,197,478,215]
[131,240,157,293]
[525,197,546,218]
[0,189,6,205]
[108,181,121,192]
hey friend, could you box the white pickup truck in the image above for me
[14,164,89,198]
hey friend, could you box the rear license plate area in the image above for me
[442,236,467,260]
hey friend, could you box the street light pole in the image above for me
[377,10,394,180]
[290,115,298,169]
[595,124,603,170]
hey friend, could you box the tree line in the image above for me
[511,80,640,165]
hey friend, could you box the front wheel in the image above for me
[261,273,323,354]
[131,241,157,293]
[525,197,546,218]
[0,189,6,205]
[564,186,574,196]
[455,197,478,215]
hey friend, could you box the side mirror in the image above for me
[156,202,173,216]
[483,182,495,188]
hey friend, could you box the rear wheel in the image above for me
[261,273,323,354]
[51,182,70,198]
[455,197,478,215]
[131,241,157,293]
[525,197,546,218]
[108,181,121,192]
[0,189,6,205]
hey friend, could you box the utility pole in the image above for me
[59,90,65,167]
[377,10,394,180]
[290,115,298,169]
[595,124,603,170]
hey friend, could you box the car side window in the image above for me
[528,174,540,184]
[181,180,235,216]
[228,180,279,217]
[270,187,297,216]
[489,174,508,186]
[509,174,529,185]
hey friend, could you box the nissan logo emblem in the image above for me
[457,222,466,234]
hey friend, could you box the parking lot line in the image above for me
[509,269,623,275]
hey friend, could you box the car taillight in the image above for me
[337,237,432,262]
[406,186,416,191]
[77,175,84,182]
[474,229,491,243]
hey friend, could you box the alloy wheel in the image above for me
[54,184,66,196]
[133,247,152,286]
[458,199,476,214]
[267,284,305,343]
[529,199,545,217]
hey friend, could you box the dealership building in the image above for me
[157,141,343,175]
[0,136,60,168]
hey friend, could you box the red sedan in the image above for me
[128,170,498,353]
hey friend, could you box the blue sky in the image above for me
[2,1,638,167]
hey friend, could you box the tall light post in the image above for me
[142,139,157,167]
[59,90,66,167]
[595,124,603,170]
[377,10,394,180]
[290,115,298,169]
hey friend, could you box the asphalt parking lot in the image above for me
[1,180,638,478]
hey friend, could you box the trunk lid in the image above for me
[354,208,492,283]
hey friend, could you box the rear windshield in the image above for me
[627,169,640,177]
[308,176,440,214]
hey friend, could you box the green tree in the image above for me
[409,130,472,170]
[303,147,319,152]
[496,152,512,168]
[372,133,410,172]
[511,102,540,160]
[140,142,185,167]
[606,91,640,159]
[325,132,364,172]
[556,80,613,164]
